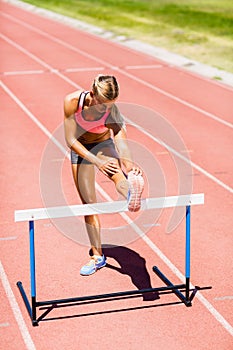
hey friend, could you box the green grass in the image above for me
[21,0,233,72]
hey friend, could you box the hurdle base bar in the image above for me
[17,280,188,326]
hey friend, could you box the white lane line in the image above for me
[1,35,232,195]
[65,66,105,73]
[215,296,233,301]
[125,64,163,69]
[0,236,17,241]
[1,11,232,129]
[0,65,158,76]
[2,81,233,337]
[0,322,10,328]
[0,261,36,350]
[1,67,105,76]
[1,69,45,76]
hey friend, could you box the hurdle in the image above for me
[15,193,204,326]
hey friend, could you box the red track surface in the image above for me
[1,2,233,349]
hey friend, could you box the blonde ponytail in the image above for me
[92,75,119,101]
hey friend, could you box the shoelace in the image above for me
[85,258,96,266]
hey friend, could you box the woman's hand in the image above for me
[129,166,143,176]
[96,157,120,177]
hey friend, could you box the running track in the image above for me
[0,1,233,349]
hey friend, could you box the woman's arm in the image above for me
[114,128,142,175]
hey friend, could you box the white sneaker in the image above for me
[127,171,144,212]
[80,255,106,276]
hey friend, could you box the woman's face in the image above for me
[91,93,116,113]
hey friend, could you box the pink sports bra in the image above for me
[75,91,110,134]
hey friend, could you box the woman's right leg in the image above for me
[71,163,102,257]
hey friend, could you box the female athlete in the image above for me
[64,74,144,275]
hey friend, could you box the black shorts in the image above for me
[71,138,119,165]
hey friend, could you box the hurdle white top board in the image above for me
[14,194,204,222]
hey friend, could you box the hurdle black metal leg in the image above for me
[31,297,38,326]
[16,282,38,326]
[152,266,191,306]
[16,281,32,318]
[185,277,190,302]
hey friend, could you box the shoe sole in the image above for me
[128,172,144,212]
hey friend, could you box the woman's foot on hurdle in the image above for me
[80,255,106,276]
[127,170,144,212]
